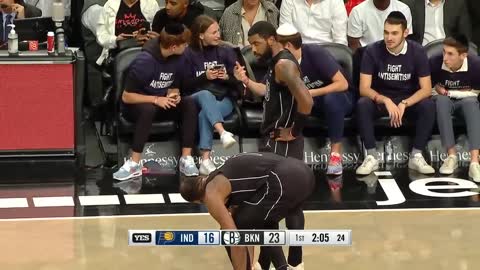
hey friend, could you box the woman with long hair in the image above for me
[183,15,241,175]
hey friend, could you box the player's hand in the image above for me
[234,61,248,82]
[11,4,25,19]
[384,98,401,128]
[270,127,296,142]
[154,96,177,109]
[206,68,219,80]
[435,85,448,96]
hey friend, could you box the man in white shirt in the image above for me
[401,0,471,46]
[280,0,348,45]
[25,0,71,17]
[348,0,412,50]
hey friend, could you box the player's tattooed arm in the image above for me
[275,59,313,115]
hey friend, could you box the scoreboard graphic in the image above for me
[128,230,352,246]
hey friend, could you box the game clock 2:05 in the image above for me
[310,233,346,243]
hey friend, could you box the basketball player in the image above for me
[235,21,313,160]
[234,21,313,270]
[179,152,315,270]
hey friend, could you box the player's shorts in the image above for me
[259,136,304,161]
[232,158,315,228]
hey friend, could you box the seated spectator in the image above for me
[220,0,279,48]
[280,0,348,45]
[402,0,471,46]
[81,0,108,108]
[113,24,200,180]
[467,0,480,53]
[25,0,70,17]
[275,23,354,175]
[0,0,42,44]
[345,0,365,15]
[348,0,412,50]
[430,35,480,181]
[152,0,210,32]
[355,11,435,175]
[96,0,159,65]
[183,15,240,176]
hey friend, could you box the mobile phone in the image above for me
[139,29,147,35]
[212,64,225,70]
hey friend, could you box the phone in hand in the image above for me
[212,64,225,71]
[139,29,147,35]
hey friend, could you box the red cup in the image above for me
[47,32,54,53]
[28,40,39,51]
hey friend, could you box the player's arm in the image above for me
[275,59,313,115]
[204,177,248,270]
[310,71,349,97]
[403,75,432,106]
[234,62,266,96]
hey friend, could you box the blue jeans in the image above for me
[312,92,354,143]
[192,90,234,150]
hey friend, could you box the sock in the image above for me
[411,148,422,157]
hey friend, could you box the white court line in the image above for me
[124,194,165,205]
[78,195,120,206]
[168,193,189,203]
[374,171,393,176]
[3,207,480,222]
[33,196,75,207]
[0,198,29,208]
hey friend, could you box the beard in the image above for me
[255,46,273,63]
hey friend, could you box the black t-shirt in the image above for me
[205,152,286,207]
[151,3,204,33]
[261,50,301,136]
[115,0,149,36]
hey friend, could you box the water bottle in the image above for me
[7,24,18,56]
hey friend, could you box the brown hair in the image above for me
[190,15,217,51]
[443,36,469,54]
[159,27,191,49]
[277,33,302,50]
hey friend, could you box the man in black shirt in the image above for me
[135,0,206,44]
[235,21,313,160]
[234,21,313,270]
[180,152,315,270]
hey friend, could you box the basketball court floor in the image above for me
[1,159,480,270]
[1,124,480,269]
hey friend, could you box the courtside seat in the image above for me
[114,47,177,136]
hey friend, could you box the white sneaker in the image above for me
[288,262,304,270]
[469,162,480,182]
[408,153,435,174]
[220,131,237,149]
[199,159,217,175]
[113,159,142,181]
[439,155,458,175]
[356,155,379,175]
[179,156,199,176]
